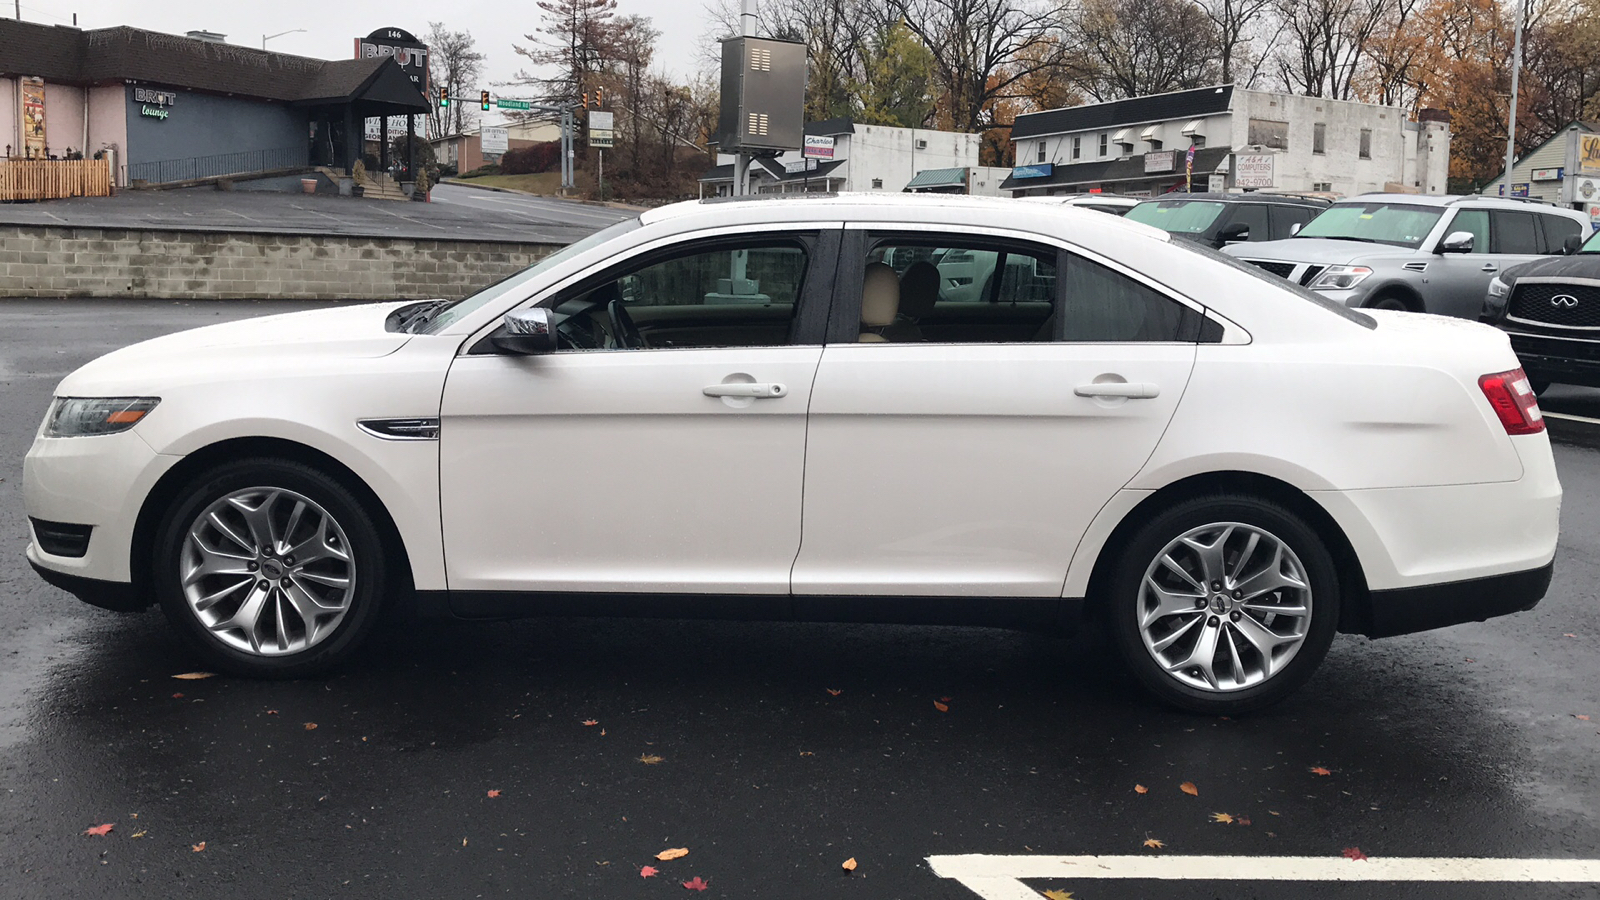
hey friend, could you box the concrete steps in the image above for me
[314,167,410,201]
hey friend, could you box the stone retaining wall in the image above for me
[0,225,561,299]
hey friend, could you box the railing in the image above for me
[126,147,308,185]
[0,158,114,201]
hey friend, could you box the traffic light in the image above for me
[595,88,603,108]
[582,91,590,108]
[438,87,450,109]
[480,90,490,111]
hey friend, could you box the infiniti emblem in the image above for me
[1552,294,1580,308]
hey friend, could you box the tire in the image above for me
[1365,294,1410,312]
[1106,494,1340,714]
[152,457,390,678]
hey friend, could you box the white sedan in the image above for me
[23,194,1558,714]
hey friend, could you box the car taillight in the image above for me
[1478,368,1545,435]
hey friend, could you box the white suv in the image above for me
[24,194,1559,714]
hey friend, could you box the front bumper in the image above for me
[1364,559,1551,638]
[1504,329,1600,388]
[27,556,148,612]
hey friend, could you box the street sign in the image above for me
[481,127,509,157]
[588,110,614,148]
[1235,154,1275,188]
[497,99,531,111]
[804,135,835,160]
[784,158,819,174]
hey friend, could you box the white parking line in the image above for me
[927,855,1600,898]
[1545,410,1600,426]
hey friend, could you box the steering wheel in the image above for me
[607,299,644,349]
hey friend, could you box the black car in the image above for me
[1123,192,1330,249]
[1481,225,1600,393]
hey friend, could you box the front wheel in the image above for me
[1107,495,1340,714]
[152,458,390,678]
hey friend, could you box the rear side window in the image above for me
[1539,214,1583,254]
[1492,211,1539,254]
[1059,257,1207,342]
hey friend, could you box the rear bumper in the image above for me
[1363,559,1552,638]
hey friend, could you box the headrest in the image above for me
[898,261,940,319]
[861,262,900,327]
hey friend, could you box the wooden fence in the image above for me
[0,158,114,202]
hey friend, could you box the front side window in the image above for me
[1297,202,1445,249]
[1446,209,1490,253]
[548,241,808,351]
[1125,199,1227,234]
[1226,204,1271,242]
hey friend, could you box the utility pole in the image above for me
[1504,0,1525,194]
[731,0,758,197]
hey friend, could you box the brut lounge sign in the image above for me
[355,27,429,97]
[133,87,176,121]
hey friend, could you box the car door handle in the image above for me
[1075,382,1160,400]
[703,382,787,399]
[1481,264,1499,272]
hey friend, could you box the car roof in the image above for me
[1338,192,1584,212]
[1131,192,1329,207]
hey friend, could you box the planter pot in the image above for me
[300,178,318,194]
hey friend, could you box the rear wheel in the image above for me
[1107,494,1340,714]
[152,458,390,678]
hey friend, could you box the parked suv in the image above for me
[1124,193,1329,249]
[1481,225,1600,392]
[1226,194,1590,318]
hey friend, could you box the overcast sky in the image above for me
[15,0,720,102]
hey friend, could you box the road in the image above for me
[430,182,639,231]
[0,300,1596,899]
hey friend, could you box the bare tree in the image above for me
[607,15,659,170]
[513,0,619,104]
[892,0,1065,133]
[426,23,487,138]
[1063,0,1223,100]
[1197,0,1279,83]
[1273,0,1390,98]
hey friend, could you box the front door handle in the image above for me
[703,382,787,399]
[1481,264,1499,273]
[1075,382,1160,400]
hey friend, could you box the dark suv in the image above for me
[1481,224,1600,392]
[1123,193,1329,249]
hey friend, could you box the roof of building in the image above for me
[1483,121,1599,187]
[1012,86,1235,141]
[904,167,969,190]
[698,163,736,183]
[0,19,428,111]
[1000,146,1232,191]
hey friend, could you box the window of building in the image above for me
[1037,141,1047,163]
[1072,136,1081,160]
[1099,133,1108,157]
[1312,182,1333,192]
[871,177,883,189]
[1359,129,1372,159]
[1313,123,1326,155]
[1248,119,1289,150]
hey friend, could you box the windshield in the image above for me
[1297,202,1443,248]
[1124,200,1227,234]
[1580,228,1600,253]
[422,217,643,333]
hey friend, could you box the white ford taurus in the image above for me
[24,194,1559,713]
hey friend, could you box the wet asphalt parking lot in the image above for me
[0,300,1596,899]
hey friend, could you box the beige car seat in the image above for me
[860,262,900,342]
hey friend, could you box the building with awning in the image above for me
[0,19,429,185]
[1003,85,1450,199]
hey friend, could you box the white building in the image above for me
[1482,121,1600,222]
[1003,85,1451,199]
[699,117,981,197]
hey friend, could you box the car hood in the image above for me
[56,302,417,396]
[1501,253,1600,285]
[1224,237,1412,266]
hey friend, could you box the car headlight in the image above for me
[1487,276,1510,298]
[1307,265,1373,290]
[45,397,160,437]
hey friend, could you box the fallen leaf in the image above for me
[171,693,184,699]
[582,719,599,726]
[1042,890,1075,900]
[939,696,952,702]
[1343,847,1368,861]
[265,709,278,715]
[172,672,214,680]
[826,688,842,696]
[1180,781,1199,796]
[192,842,206,852]
[486,789,501,798]
[304,723,318,731]
[656,847,690,861]
[641,866,659,878]
[639,754,664,765]
[1134,784,1148,794]
[83,823,114,836]
[1143,838,1165,849]
[799,750,815,756]
[682,876,709,891]
[1310,766,1332,776]
[462,837,468,847]
[130,831,146,839]
[842,857,858,872]
[600,728,606,736]
[1577,714,1592,721]
[933,699,949,712]
[1237,816,1253,826]
[1210,812,1234,824]
[1564,633,1578,638]
[1269,810,1281,816]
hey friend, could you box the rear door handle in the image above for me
[703,382,787,399]
[1075,382,1160,400]
[1481,264,1498,273]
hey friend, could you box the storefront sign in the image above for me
[587,110,614,148]
[1011,163,1052,179]
[355,27,429,97]
[480,126,508,157]
[1208,173,1227,192]
[803,135,835,160]
[1235,154,1275,188]
[1144,150,1176,173]
[140,105,170,120]
[784,157,819,174]
[1510,183,1530,197]
[1531,167,1564,181]
[1581,134,1600,177]
[20,76,45,158]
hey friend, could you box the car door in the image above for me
[1425,208,1495,318]
[791,227,1206,598]
[437,227,838,597]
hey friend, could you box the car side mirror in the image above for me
[491,308,557,355]
[1565,234,1584,255]
[1290,222,1302,236]
[1217,222,1250,244]
[1437,231,1475,254]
